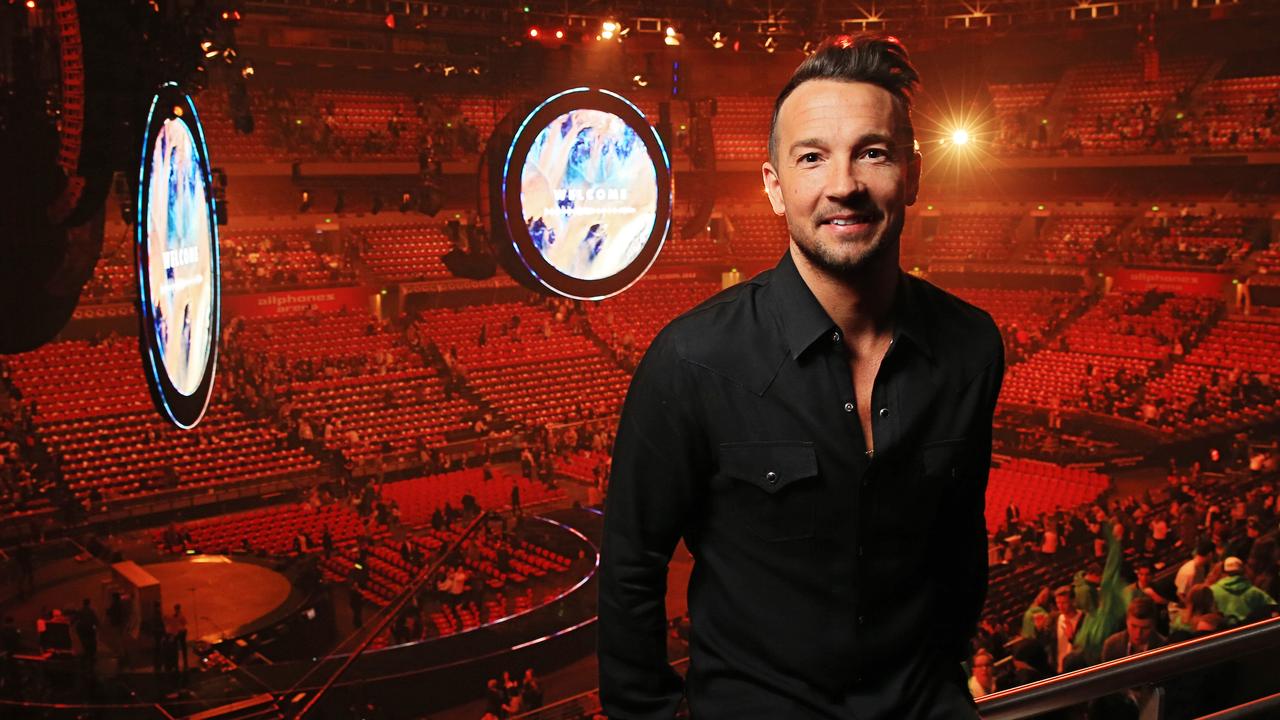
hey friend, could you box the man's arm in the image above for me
[938,328,1005,663]
[598,329,705,720]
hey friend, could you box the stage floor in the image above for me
[10,555,294,646]
[142,556,293,642]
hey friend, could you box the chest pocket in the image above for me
[914,438,968,521]
[718,441,820,542]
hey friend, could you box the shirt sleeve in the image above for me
[598,328,706,720]
[936,325,1005,664]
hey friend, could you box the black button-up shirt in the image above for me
[599,250,1005,719]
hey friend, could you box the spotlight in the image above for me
[709,31,726,49]
[664,26,681,46]
[632,74,649,88]
[241,62,254,78]
[25,0,36,8]
[951,129,971,145]
[554,29,564,39]
[528,27,539,38]
[763,37,777,53]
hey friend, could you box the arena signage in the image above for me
[499,87,672,300]
[1111,267,1230,298]
[135,82,220,429]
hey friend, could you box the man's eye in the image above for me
[798,152,821,163]
[862,148,889,160]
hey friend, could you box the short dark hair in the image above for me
[1128,595,1157,621]
[768,33,921,164]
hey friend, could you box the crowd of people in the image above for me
[968,445,1280,717]
[219,231,357,293]
[483,667,545,718]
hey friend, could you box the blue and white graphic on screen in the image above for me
[520,109,657,280]
[146,117,213,396]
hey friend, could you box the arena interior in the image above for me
[2,1,1280,718]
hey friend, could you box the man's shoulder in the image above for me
[1101,629,1127,656]
[907,273,1003,361]
[643,270,787,395]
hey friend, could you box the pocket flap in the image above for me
[719,442,819,494]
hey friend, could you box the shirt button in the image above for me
[832,331,841,343]
[844,402,855,413]
[858,545,864,557]
[858,615,865,625]
[765,471,778,485]
[878,407,889,418]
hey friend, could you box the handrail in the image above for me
[976,615,1280,720]
[289,510,494,718]
[514,617,1280,720]
[1194,690,1280,720]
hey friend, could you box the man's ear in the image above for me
[761,161,786,216]
[906,149,922,207]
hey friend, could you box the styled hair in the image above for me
[768,33,921,164]
[1127,595,1157,621]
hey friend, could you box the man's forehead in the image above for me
[778,79,904,140]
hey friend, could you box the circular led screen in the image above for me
[135,82,219,429]
[502,88,671,299]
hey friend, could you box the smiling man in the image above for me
[599,34,1005,719]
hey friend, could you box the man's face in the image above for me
[972,655,993,684]
[763,79,920,277]
[1055,593,1073,614]
[1136,566,1152,586]
[1126,614,1155,649]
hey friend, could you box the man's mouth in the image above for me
[820,213,878,227]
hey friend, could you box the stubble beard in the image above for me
[787,211,903,280]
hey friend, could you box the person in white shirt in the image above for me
[968,649,997,698]
[1175,538,1215,602]
[1053,585,1083,674]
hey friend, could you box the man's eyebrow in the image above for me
[788,138,829,155]
[788,133,901,156]
[856,132,897,148]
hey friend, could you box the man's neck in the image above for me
[788,243,900,346]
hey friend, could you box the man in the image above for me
[74,598,98,669]
[599,34,1005,719]
[1049,585,1083,674]
[1210,556,1277,625]
[1175,538,1215,602]
[167,603,188,673]
[967,649,997,698]
[1096,596,1167,718]
[1101,596,1166,662]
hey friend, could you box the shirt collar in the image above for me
[768,249,935,363]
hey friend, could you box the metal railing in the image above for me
[516,615,1280,720]
[977,615,1280,719]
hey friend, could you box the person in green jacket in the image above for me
[1072,519,1128,665]
[1211,556,1277,625]
[1021,586,1052,639]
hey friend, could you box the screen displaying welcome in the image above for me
[519,109,658,281]
[145,113,214,397]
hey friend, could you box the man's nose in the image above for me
[826,156,868,200]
